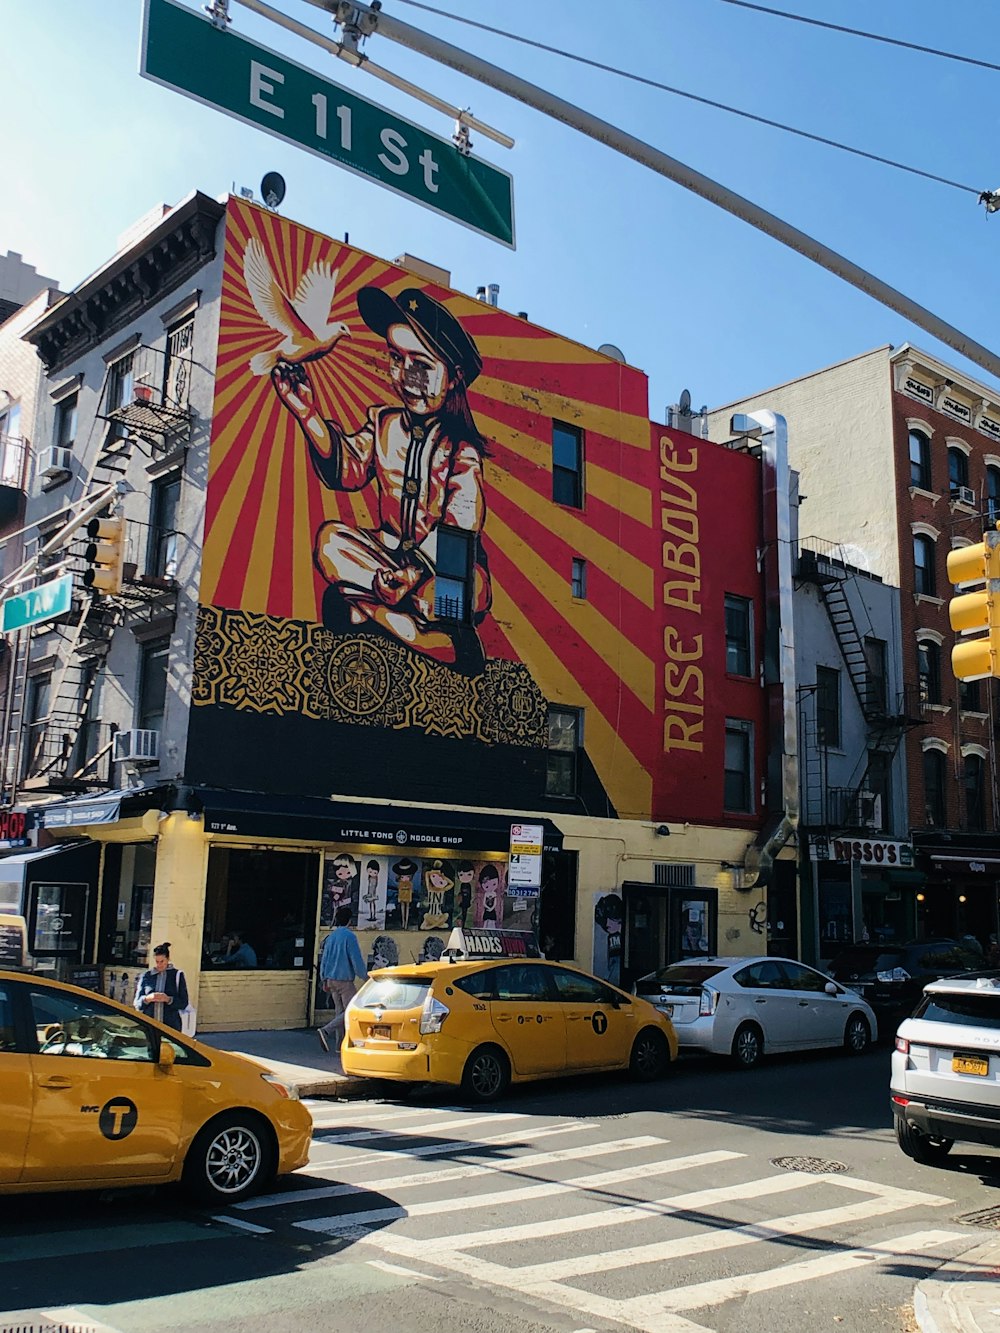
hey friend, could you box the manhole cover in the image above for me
[957,1206,1000,1229]
[771,1156,849,1174]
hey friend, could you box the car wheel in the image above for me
[461,1044,511,1103]
[183,1111,275,1205]
[630,1028,670,1081]
[731,1022,764,1070]
[895,1117,954,1165]
[843,1013,871,1055]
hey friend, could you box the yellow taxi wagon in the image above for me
[0,969,312,1203]
[342,957,679,1102]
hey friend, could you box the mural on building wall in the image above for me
[192,198,764,824]
[593,891,623,986]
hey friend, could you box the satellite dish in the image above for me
[597,343,626,364]
[679,388,692,414]
[260,172,286,209]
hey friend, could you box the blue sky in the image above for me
[5,0,1000,416]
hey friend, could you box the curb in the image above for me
[913,1239,1000,1333]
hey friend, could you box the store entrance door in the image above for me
[620,883,717,992]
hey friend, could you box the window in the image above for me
[988,466,1000,525]
[571,557,587,600]
[866,751,891,832]
[948,446,970,493]
[550,969,625,1005]
[964,754,985,831]
[733,960,785,989]
[0,402,22,485]
[432,526,474,621]
[780,961,831,993]
[546,706,582,797]
[490,964,554,1001]
[864,637,887,713]
[137,638,169,734]
[0,986,17,1052]
[552,420,583,508]
[913,534,936,596]
[923,749,946,827]
[909,429,931,489]
[816,666,841,747]
[724,594,753,676]
[205,846,318,971]
[163,317,194,410]
[27,986,155,1062]
[54,393,77,451]
[148,475,181,579]
[107,352,135,413]
[959,678,981,712]
[724,719,754,813]
[917,640,941,705]
[22,672,51,778]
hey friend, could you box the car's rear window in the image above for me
[830,949,902,972]
[355,978,429,1011]
[912,991,1000,1029]
[637,965,725,995]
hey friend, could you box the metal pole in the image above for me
[302,0,1000,383]
[231,0,514,148]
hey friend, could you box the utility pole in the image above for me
[296,0,1000,383]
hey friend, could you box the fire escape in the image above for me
[1,334,192,804]
[798,543,923,833]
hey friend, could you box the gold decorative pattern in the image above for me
[194,606,546,746]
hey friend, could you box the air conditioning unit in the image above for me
[113,728,160,765]
[858,789,882,829]
[953,485,976,507]
[39,446,73,480]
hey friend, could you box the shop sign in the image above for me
[0,809,30,848]
[811,836,913,866]
[508,822,544,891]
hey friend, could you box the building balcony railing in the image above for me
[99,342,192,440]
[20,718,114,790]
[0,433,28,490]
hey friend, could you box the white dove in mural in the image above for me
[243,236,351,376]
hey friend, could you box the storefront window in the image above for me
[204,847,318,970]
[100,844,156,966]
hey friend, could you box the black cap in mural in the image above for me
[357,286,483,387]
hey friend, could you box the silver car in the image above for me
[633,956,878,1069]
[891,974,1000,1165]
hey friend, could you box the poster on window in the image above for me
[593,891,623,986]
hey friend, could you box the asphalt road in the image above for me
[3,1044,999,1333]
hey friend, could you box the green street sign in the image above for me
[140,0,515,248]
[1,574,73,633]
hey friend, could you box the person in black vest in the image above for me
[134,942,188,1032]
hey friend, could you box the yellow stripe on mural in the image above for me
[475,373,650,451]
[482,465,655,609]
[488,512,655,713]
[489,581,653,819]
[470,332,632,370]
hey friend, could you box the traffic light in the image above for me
[83,516,126,595]
[947,529,1000,680]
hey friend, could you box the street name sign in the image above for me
[140,0,515,247]
[1,574,73,633]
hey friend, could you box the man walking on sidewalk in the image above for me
[318,905,367,1054]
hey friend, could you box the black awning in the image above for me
[191,788,564,856]
[38,786,165,830]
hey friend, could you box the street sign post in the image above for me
[140,0,515,247]
[508,821,544,893]
[1,574,73,633]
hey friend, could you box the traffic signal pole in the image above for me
[292,0,1000,384]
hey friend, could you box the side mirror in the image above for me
[825,981,839,995]
[158,1038,177,1070]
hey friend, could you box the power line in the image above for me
[713,0,1000,76]
[389,0,981,196]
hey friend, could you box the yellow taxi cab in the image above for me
[0,969,312,1203]
[342,956,679,1102]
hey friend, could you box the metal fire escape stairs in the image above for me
[1,345,189,804]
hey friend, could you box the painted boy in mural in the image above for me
[270,284,492,676]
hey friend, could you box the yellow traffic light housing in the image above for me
[947,530,1000,680]
[83,516,126,595]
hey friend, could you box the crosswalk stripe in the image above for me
[294,1149,744,1234]
[313,1112,525,1144]
[237,1134,667,1210]
[303,1118,597,1171]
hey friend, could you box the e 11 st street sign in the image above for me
[140,0,515,248]
[1,574,73,633]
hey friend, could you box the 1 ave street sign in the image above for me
[1,574,73,633]
[140,0,515,247]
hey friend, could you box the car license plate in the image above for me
[952,1053,989,1077]
[371,1023,391,1039]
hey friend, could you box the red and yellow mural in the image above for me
[192,198,764,826]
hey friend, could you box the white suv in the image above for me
[891,974,1000,1165]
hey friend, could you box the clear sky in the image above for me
[5,0,1000,418]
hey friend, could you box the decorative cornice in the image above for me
[26,193,224,374]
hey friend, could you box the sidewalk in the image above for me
[914,1237,1000,1333]
[197,1027,371,1099]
